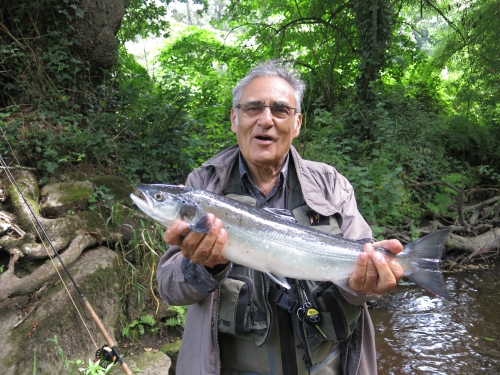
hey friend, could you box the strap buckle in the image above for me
[269,287,299,314]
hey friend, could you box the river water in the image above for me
[370,266,500,374]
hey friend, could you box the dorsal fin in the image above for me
[262,208,298,224]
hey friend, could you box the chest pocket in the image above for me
[292,205,342,236]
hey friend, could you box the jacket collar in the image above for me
[199,144,337,216]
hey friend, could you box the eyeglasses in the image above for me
[236,103,297,119]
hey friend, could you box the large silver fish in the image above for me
[130,184,453,300]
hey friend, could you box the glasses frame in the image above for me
[235,102,298,119]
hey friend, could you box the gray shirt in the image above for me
[238,151,289,209]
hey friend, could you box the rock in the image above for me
[161,340,182,374]
[40,180,94,217]
[109,351,171,375]
[0,247,123,375]
[90,175,135,205]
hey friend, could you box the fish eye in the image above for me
[154,192,163,201]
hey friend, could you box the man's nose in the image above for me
[257,106,274,126]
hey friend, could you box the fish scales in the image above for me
[130,184,453,300]
[194,190,363,280]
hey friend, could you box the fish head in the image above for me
[130,184,209,232]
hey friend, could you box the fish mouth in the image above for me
[130,187,154,212]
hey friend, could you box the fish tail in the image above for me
[402,228,453,301]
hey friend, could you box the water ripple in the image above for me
[371,267,500,374]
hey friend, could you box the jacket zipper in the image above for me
[215,287,221,374]
[260,273,274,346]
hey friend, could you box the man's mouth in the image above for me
[255,135,274,141]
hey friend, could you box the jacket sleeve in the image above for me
[157,244,231,306]
[332,173,373,241]
[156,168,232,306]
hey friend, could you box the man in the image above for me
[157,60,403,375]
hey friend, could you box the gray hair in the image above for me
[232,60,306,113]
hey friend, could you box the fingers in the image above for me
[203,224,228,268]
[349,252,369,291]
[370,251,398,294]
[373,239,403,255]
[364,244,379,292]
[349,241,404,295]
[373,239,405,286]
[163,214,228,268]
[163,221,189,246]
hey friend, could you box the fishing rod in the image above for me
[0,155,133,375]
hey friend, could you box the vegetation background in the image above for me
[2,0,499,236]
[1,0,500,372]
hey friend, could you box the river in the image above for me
[370,266,500,374]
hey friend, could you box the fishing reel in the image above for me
[95,345,117,369]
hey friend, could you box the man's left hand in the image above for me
[348,239,404,295]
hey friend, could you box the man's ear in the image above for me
[293,113,302,137]
[230,108,237,133]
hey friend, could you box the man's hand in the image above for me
[163,213,228,268]
[348,239,404,295]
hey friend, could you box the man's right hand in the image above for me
[163,213,228,268]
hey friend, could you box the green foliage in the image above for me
[122,315,158,339]
[88,186,115,212]
[74,359,115,375]
[45,335,115,375]
[47,335,72,373]
[0,0,115,174]
[301,69,459,227]
[165,305,187,328]
[478,165,500,184]
[120,0,171,42]
[154,27,256,163]
[94,47,199,183]
[1,0,499,233]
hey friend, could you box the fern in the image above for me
[164,306,187,328]
[122,315,157,339]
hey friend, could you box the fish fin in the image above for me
[265,272,291,289]
[188,214,211,233]
[402,229,454,301]
[262,208,299,224]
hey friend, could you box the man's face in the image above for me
[231,76,302,170]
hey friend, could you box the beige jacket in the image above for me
[157,145,378,374]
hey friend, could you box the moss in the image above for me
[160,340,182,356]
[56,182,93,204]
[8,184,40,229]
[91,176,135,204]
[76,210,106,232]
[161,339,181,374]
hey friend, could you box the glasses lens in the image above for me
[240,104,294,118]
[241,104,265,116]
[270,104,293,118]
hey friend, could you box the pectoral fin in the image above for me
[188,214,211,233]
[266,272,291,289]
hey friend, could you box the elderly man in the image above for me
[157,60,403,375]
